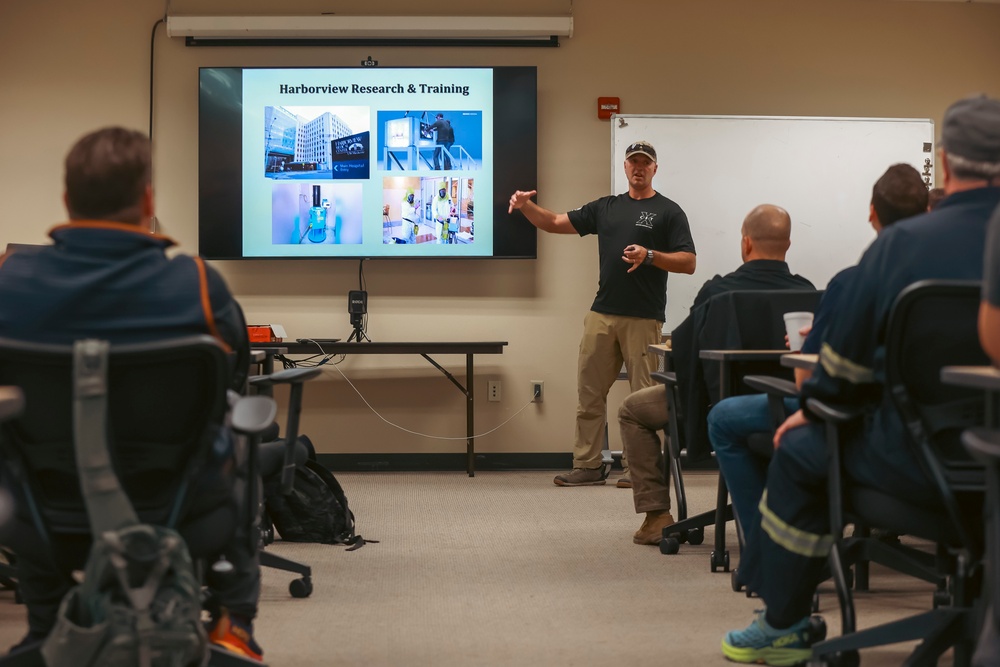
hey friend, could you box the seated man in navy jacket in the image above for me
[618,203,815,545]
[721,96,1000,666]
[0,127,263,661]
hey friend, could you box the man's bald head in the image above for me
[741,204,792,261]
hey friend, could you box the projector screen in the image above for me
[198,66,537,260]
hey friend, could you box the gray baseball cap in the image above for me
[940,95,1000,163]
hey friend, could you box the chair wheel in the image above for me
[932,589,950,609]
[731,568,744,592]
[687,527,704,545]
[831,651,860,667]
[289,577,313,598]
[660,537,680,555]
[710,550,730,573]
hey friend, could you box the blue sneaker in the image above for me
[722,610,824,666]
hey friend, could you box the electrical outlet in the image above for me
[487,380,501,402]
[531,380,544,403]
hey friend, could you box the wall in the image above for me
[1,0,999,458]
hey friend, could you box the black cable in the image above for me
[148,18,165,140]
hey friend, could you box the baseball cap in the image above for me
[625,141,657,163]
[940,95,1000,163]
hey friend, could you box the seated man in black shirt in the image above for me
[0,127,263,661]
[619,204,815,544]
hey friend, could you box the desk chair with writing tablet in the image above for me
[661,288,822,571]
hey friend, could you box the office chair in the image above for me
[0,388,23,600]
[961,427,1000,667]
[807,281,987,666]
[0,336,275,667]
[658,289,822,571]
[250,367,321,599]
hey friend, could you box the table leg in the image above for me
[467,353,475,477]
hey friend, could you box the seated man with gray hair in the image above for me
[721,95,1000,666]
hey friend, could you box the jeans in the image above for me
[707,394,799,584]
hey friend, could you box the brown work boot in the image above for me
[553,468,606,486]
[633,510,675,545]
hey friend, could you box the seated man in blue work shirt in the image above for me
[707,162,929,590]
[618,203,814,545]
[720,95,1000,667]
[0,127,264,661]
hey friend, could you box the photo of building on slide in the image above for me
[271,183,363,245]
[382,177,474,245]
[264,106,370,179]
[377,111,482,172]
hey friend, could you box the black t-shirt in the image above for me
[568,192,695,321]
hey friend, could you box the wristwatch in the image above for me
[643,249,654,265]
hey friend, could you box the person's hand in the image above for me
[799,324,813,339]
[622,244,647,273]
[773,409,809,448]
[508,190,537,213]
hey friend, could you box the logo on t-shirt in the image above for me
[636,212,657,229]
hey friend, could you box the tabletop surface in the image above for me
[253,341,508,355]
[941,365,1000,390]
[699,349,787,361]
[782,353,819,370]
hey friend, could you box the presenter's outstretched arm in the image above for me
[508,190,576,234]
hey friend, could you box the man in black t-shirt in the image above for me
[509,141,697,487]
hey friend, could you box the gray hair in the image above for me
[945,152,1000,181]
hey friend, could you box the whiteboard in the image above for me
[611,115,935,330]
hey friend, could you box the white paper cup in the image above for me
[784,311,814,352]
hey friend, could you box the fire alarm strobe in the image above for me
[598,97,620,121]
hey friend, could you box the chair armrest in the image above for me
[805,398,864,424]
[651,371,677,387]
[963,427,1000,464]
[804,398,865,538]
[230,395,278,437]
[743,375,797,398]
[249,367,322,388]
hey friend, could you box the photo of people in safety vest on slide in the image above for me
[382,177,475,245]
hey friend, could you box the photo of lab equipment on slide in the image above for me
[271,183,363,245]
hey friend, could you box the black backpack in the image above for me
[264,456,371,550]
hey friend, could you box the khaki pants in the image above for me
[573,311,661,469]
[618,385,671,513]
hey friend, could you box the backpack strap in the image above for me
[73,339,139,535]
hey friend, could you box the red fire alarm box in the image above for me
[598,97,620,120]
